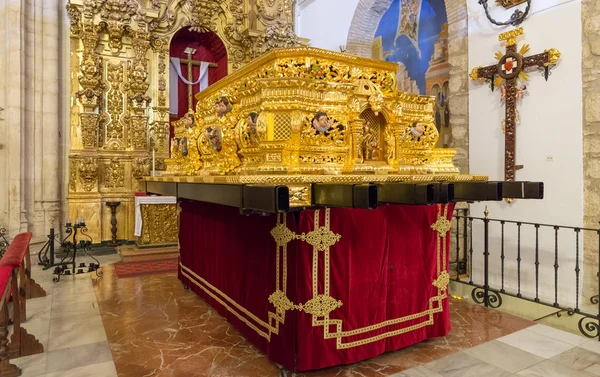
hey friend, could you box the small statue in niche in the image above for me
[246,112,260,146]
[410,122,425,138]
[361,124,379,160]
[171,138,182,159]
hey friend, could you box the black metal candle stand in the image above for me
[52,221,103,283]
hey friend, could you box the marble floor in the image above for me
[11,250,600,377]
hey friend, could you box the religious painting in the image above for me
[373,0,450,148]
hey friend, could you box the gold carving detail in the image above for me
[499,27,524,47]
[545,48,561,66]
[78,157,98,192]
[496,0,527,8]
[138,204,179,246]
[104,158,124,188]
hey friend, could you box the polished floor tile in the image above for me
[550,346,600,371]
[45,360,118,377]
[496,328,575,359]
[526,324,588,346]
[425,352,512,377]
[389,366,443,377]
[464,340,544,373]
[515,359,590,377]
[92,264,535,377]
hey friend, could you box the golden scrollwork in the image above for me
[69,159,77,192]
[104,158,125,188]
[469,66,483,81]
[297,295,343,317]
[431,216,452,236]
[78,157,98,192]
[499,27,524,47]
[297,226,342,252]
[433,271,450,291]
[496,0,527,8]
[268,290,295,315]
[545,48,562,66]
[138,204,179,246]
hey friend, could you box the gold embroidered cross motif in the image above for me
[270,222,296,246]
[298,294,343,317]
[433,271,450,291]
[298,226,341,252]
[431,217,452,236]
[268,290,295,315]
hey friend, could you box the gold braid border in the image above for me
[179,206,451,349]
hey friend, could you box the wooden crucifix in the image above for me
[180,49,218,111]
[470,27,561,182]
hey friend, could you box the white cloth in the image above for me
[169,58,210,115]
[134,196,177,237]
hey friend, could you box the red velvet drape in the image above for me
[178,201,454,371]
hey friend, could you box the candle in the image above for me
[152,148,156,177]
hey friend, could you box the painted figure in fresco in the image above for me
[411,121,425,138]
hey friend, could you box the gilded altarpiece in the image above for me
[66,0,300,242]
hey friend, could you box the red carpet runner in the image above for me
[114,258,179,278]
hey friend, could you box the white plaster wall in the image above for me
[295,0,360,51]
[468,0,584,308]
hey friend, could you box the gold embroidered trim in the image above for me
[179,205,452,349]
[297,294,343,317]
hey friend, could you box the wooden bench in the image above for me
[0,266,19,376]
[0,232,43,361]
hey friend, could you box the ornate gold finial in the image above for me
[499,27,524,46]
[544,48,561,66]
[469,67,482,80]
[484,206,489,219]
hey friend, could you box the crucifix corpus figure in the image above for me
[181,47,218,111]
[470,27,560,182]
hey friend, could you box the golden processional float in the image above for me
[144,47,543,211]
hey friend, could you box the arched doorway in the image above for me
[169,28,228,125]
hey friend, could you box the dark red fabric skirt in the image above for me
[178,200,454,371]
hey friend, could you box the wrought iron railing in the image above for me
[0,228,9,258]
[452,208,599,340]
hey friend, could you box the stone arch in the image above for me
[345,0,469,172]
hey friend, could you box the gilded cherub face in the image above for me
[317,115,329,128]
[414,123,425,134]
[214,102,227,116]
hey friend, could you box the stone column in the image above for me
[582,0,600,303]
[0,0,65,242]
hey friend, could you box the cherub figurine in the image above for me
[204,127,223,152]
[312,111,333,134]
[516,84,527,101]
[215,96,232,118]
[410,122,425,138]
